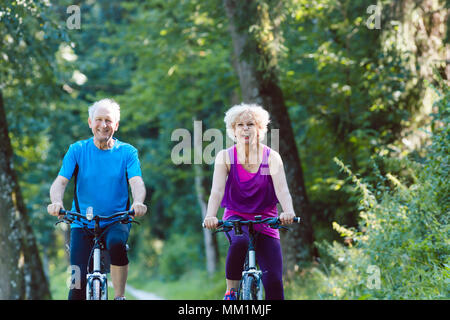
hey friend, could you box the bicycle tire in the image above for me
[91,278,101,300]
[240,275,262,300]
[103,278,108,300]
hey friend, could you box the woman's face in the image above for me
[233,112,259,145]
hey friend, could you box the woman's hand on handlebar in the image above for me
[203,216,219,230]
[279,212,296,225]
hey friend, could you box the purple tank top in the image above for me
[221,145,280,238]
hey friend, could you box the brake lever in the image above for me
[55,219,72,226]
[269,221,290,231]
[268,221,280,229]
[119,215,140,225]
[213,226,232,235]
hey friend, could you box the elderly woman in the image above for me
[203,103,296,300]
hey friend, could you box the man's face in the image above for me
[88,106,119,143]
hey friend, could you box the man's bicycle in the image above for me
[55,207,138,300]
[210,215,300,300]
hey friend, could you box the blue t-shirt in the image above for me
[58,137,142,228]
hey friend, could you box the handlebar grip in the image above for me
[59,209,67,215]
[293,217,301,223]
[202,219,223,228]
[129,210,135,217]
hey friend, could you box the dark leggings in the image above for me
[68,223,130,300]
[225,217,284,300]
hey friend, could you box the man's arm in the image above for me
[128,176,147,217]
[48,175,69,216]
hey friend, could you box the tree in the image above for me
[194,126,220,275]
[58,0,236,278]
[223,0,317,269]
[0,0,67,299]
[380,0,448,149]
[0,91,51,299]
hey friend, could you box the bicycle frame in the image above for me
[240,222,263,300]
[86,217,109,300]
[211,215,300,300]
[56,208,136,300]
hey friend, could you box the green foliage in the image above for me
[290,82,449,299]
[157,233,205,281]
[2,0,447,298]
[1,0,74,257]
[278,0,438,244]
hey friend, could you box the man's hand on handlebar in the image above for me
[130,202,147,218]
[47,202,65,219]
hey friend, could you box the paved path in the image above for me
[126,284,164,300]
[108,282,164,300]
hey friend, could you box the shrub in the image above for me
[157,233,204,281]
[291,83,449,299]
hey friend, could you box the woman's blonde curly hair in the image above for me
[224,103,270,142]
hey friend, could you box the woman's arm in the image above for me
[269,150,296,224]
[203,149,229,229]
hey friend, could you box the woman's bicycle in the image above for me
[55,207,138,300]
[208,215,300,300]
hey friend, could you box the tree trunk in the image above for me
[223,0,317,271]
[193,118,220,276]
[382,0,448,150]
[0,91,51,299]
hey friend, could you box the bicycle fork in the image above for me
[86,244,108,300]
[241,227,263,300]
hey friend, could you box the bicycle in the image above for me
[208,215,300,300]
[55,206,139,300]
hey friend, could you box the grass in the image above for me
[127,266,227,300]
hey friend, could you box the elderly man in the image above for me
[47,98,147,300]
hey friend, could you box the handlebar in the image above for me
[59,209,135,219]
[56,208,136,227]
[202,215,300,229]
[219,216,300,227]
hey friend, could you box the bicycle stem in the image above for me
[93,247,101,272]
[247,223,257,269]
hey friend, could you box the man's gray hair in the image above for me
[88,98,121,122]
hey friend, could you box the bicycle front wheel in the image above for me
[239,275,262,300]
[88,278,101,300]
